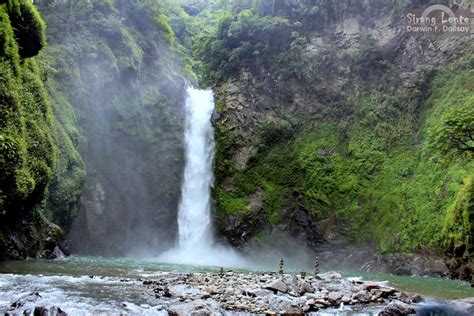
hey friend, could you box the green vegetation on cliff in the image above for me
[33,0,193,254]
[0,0,85,258]
[207,0,473,278]
[214,56,473,250]
[443,177,473,266]
[0,0,49,215]
[0,0,192,257]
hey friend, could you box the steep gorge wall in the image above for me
[210,1,473,279]
[0,0,192,258]
[0,0,85,259]
[36,0,189,256]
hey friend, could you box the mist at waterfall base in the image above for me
[151,87,319,270]
[157,88,247,267]
[62,10,188,256]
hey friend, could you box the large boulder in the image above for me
[378,300,415,316]
[49,246,66,260]
[262,279,288,293]
[11,292,41,309]
[168,299,223,316]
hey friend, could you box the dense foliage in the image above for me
[183,0,463,84]
[0,0,85,257]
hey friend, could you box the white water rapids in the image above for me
[159,87,245,267]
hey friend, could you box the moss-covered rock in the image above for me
[0,2,53,217]
[5,0,46,59]
[443,176,473,259]
[0,1,84,259]
[443,177,473,280]
[33,0,188,255]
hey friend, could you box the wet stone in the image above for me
[378,300,415,316]
[328,292,343,303]
[15,269,413,315]
[352,290,370,303]
[262,279,288,294]
[11,292,41,309]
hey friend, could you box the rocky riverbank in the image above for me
[145,270,415,315]
[4,270,474,315]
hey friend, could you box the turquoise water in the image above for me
[0,256,236,277]
[0,256,473,300]
[346,272,474,300]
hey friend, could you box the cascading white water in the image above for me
[158,87,246,266]
[177,88,215,249]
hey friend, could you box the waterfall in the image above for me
[177,87,215,249]
[158,86,245,267]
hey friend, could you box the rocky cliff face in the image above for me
[212,2,473,279]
